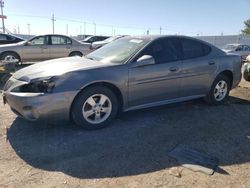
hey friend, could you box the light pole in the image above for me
[84,22,86,35]
[0,0,5,33]
[93,22,96,35]
[27,24,30,35]
[51,14,56,34]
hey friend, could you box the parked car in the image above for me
[243,54,250,81]
[91,35,126,50]
[81,35,109,44]
[0,33,25,45]
[222,44,250,60]
[2,35,242,130]
[0,34,91,63]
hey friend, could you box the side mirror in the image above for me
[25,41,32,46]
[135,55,155,67]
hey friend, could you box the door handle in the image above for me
[66,46,71,49]
[169,67,179,72]
[40,46,48,49]
[208,61,215,65]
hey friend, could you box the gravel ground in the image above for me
[0,80,250,188]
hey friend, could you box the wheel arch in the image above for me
[216,70,233,89]
[69,51,83,57]
[0,51,21,61]
[69,81,124,120]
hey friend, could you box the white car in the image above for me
[222,44,250,60]
[243,54,250,81]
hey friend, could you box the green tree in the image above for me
[242,18,250,35]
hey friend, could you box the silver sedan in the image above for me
[0,34,91,63]
[2,35,242,130]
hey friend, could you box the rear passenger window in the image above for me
[181,38,211,59]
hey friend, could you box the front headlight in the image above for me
[13,77,56,93]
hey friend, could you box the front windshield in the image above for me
[223,44,238,51]
[104,36,120,43]
[86,37,149,64]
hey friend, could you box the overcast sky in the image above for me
[3,0,250,36]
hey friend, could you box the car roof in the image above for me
[126,35,210,42]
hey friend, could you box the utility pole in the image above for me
[66,24,68,35]
[51,14,56,34]
[93,22,96,35]
[27,24,30,35]
[0,0,5,33]
[84,22,86,35]
[160,26,162,35]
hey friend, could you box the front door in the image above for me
[128,38,182,107]
[21,35,50,61]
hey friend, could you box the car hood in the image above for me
[222,49,233,53]
[12,56,113,81]
[0,41,25,48]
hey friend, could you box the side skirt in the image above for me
[124,95,205,112]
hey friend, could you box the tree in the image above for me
[242,18,250,35]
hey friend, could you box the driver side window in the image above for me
[136,38,180,64]
[29,36,47,45]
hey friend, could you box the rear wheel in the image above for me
[205,74,230,105]
[71,86,119,130]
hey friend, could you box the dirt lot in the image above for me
[0,79,250,188]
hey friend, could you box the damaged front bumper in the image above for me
[2,77,77,122]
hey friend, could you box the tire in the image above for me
[205,74,231,105]
[69,51,83,57]
[0,73,11,85]
[71,86,119,130]
[243,70,250,82]
[0,52,20,64]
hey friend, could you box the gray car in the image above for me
[2,35,242,129]
[0,34,91,63]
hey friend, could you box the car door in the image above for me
[49,35,72,59]
[21,35,49,61]
[179,38,217,97]
[128,38,182,107]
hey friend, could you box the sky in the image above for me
[2,0,250,36]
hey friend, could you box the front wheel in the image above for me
[71,86,119,130]
[205,75,231,105]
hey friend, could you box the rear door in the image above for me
[128,38,182,107]
[49,35,72,59]
[179,38,217,97]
